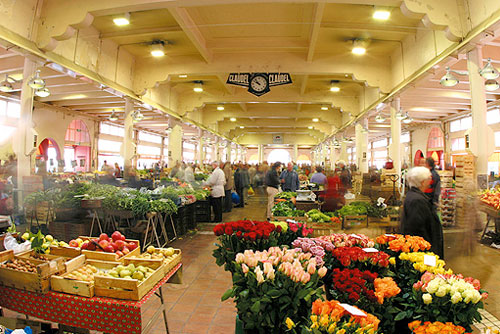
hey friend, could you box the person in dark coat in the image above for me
[401,166,444,258]
[424,157,441,211]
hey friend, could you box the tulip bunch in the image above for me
[224,247,327,333]
[399,252,452,275]
[317,233,375,248]
[408,320,469,334]
[375,234,431,256]
[330,247,390,273]
[410,272,487,331]
[309,299,381,333]
[291,237,334,266]
[271,221,314,246]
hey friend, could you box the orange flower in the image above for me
[377,234,431,253]
[408,320,467,334]
[374,277,401,304]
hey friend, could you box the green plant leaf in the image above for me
[250,300,261,313]
[221,288,234,301]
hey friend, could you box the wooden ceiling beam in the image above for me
[307,3,325,62]
[100,25,183,39]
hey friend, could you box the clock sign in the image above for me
[227,72,292,97]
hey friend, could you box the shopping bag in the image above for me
[248,186,255,196]
[231,191,240,204]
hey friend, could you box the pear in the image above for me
[119,269,131,278]
[132,271,144,280]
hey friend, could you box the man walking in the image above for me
[265,162,281,220]
[206,161,226,223]
[280,162,300,192]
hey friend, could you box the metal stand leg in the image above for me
[158,213,169,247]
[144,213,161,248]
[89,209,103,237]
[169,215,178,243]
[157,287,170,334]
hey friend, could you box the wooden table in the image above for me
[0,263,182,334]
[479,203,500,241]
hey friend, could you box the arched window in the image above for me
[427,127,444,151]
[267,149,291,164]
[65,119,90,145]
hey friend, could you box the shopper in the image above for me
[169,161,181,178]
[424,157,441,210]
[248,164,257,187]
[114,163,121,178]
[242,164,250,205]
[223,162,234,212]
[401,166,444,258]
[234,164,249,208]
[265,162,281,220]
[206,161,226,223]
[337,160,352,190]
[184,163,195,183]
[280,162,300,192]
[310,166,327,185]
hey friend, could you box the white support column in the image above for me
[330,143,340,170]
[390,98,402,179]
[196,129,204,164]
[355,121,369,173]
[226,141,232,162]
[123,97,135,176]
[13,59,36,203]
[168,119,183,167]
[258,144,263,163]
[293,144,298,163]
[340,141,348,163]
[467,47,494,185]
[322,144,328,167]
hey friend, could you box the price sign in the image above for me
[340,303,367,317]
[286,219,296,224]
[384,234,396,237]
[351,234,362,239]
[362,248,379,253]
[423,255,437,267]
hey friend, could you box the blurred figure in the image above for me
[337,160,352,190]
[234,164,249,208]
[114,163,121,178]
[265,162,281,220]
[206,161,226,223]
[310,166,327,185]
[401,167,444,258]
[280,162,300,192]
[223,162,234,212]
[424,157,441,211]
[170,161,181,178]
[248,164,257,187]
[321,169,344,211]
[184,163,195,182]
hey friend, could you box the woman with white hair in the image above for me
[401,166,444,258]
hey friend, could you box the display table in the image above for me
[479,203,500,241]
[0,263,182,334]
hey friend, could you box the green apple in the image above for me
[132,271,144,280]
[119,269,131,278]
[21,232,30,241]
[126,264,135,272]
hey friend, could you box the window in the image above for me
[0,125,16,144]
[183,151,195,162]
[137,145,161,156]
[374,151,387,159]
[451,138,466,151]
[138,131,162,144]
[401,133,410,143]
[98,139,121,153]
[0,100,6,116]
[347,148,352,154]
[487,109,500,125]
[352,147,356,153]
[100,123,124,137]
[6,102,20,118]
[450,117,472,132]
[163,148,168,157]
[65,120,90,144]
[183,142,195,151]
[495,132,500,147]
[373,139,387,148]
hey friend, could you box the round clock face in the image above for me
[250,75,268,92]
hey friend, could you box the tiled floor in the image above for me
[2,188,500,333]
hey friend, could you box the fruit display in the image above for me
[64,264,99,282]
[0,258,38,273]
[68,231,139,258]
[21,230,61,253]
[138,246,178,261]
[98,263,155,282]
[480,189,500,210]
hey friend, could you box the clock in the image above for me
[248,73,270,96]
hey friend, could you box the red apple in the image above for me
[115,250,124,257]
[122,247,130,255]
[69,240,78,248]
[99,233,109,241]
[98,240,109,250]
[104,245,114,253]
[115,240,126,250]
[111,231,122,242]
[127,242,138,251]
[81,242,89,250]
[87,242,96,251]
[119,234,126,241]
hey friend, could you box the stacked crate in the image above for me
[455,155,475,227]
[440,188,456,227]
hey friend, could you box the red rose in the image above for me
[276,225,282,233]
[236,231,243,238]
[224,226,233,235]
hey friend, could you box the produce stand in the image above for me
[310,223,340,237]
[479,203,500,242]
[294,201,320,212]
[194,200,211,223]
[0,263,182,334]
[270,216,307,222]
[342,215,368,229]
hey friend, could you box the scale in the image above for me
[296,190,316,202]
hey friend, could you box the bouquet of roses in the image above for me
[327,268,400,333]
[222,247,327,333]
[408,320,469,334]
[329,246,390,273]
[308,299,380,333]
[375,234,431,257]
[318,233,375,248]
[213,220,281,272]
[292,237,334,266]
[410,272,487,331]
[273,221,314,246]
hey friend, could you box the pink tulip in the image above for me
[256,270,265,284]
[236,253,244,264]
[318,266,327,278]
[242,263,249,274]
[301,272,311,283]
[307,262,316,275]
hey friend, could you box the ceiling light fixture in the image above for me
[150,41,166,57]
[321,105,328,110]
[230,117,236,122]
[0,75,14,92]
[375,113,385,123]
[352,39,366,55]
[34,87,50,97]
[113,12,130,26]
[373,8,391,20]
[193,81,203,93]
[178,74,187,78]
[132,110,144,122]
[217,104,224,111]
[485,79,500,91]
[343,137,354,143]
[108,110,118,121]
[312,118,319,122]
[480,58,499,80]
[402,113,413,124]
[439,66,471,87]
[330,80,340,92]
[395,108,405,120]
[240,126,244,129]
[28,70,45,89]
[308,126,313,129]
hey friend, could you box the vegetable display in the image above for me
[271,202,305,217]
[275,192,297,199]
[337,201,370,217]
[306,209,337,223]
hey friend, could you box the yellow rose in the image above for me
[422,293,433,304]
[327,323,337,333]
[389,257,396,265]
[285,317,295,330]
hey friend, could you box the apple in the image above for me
[110,242,118,251]
[127,242,138,251]
[99,233,109,241]
[122,247,130,255]
[81,242,89,250]
[111,231,122,241]
[98,240,109,250]
[87,242,96,251]
[69,240,79,248]
[115,240,126,250]
[119,234,126,241]
[104,245,114,253]
[116,251,124,257]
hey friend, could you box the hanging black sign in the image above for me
[226,72,292,97]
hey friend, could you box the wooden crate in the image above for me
[50,255,120,297]
[271,216,308,222]
[0,250,63,293]
[310,223,340,237]
[94,258,166,300]
[342,215,368,229]
[79,236,141,262]
[127,249,181,276]
[16,250,67,274]
[50,245,82,258]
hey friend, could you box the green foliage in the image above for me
[275,192,297,199]
[271,202,305,217]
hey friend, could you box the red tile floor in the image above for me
[2,190,500,333]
